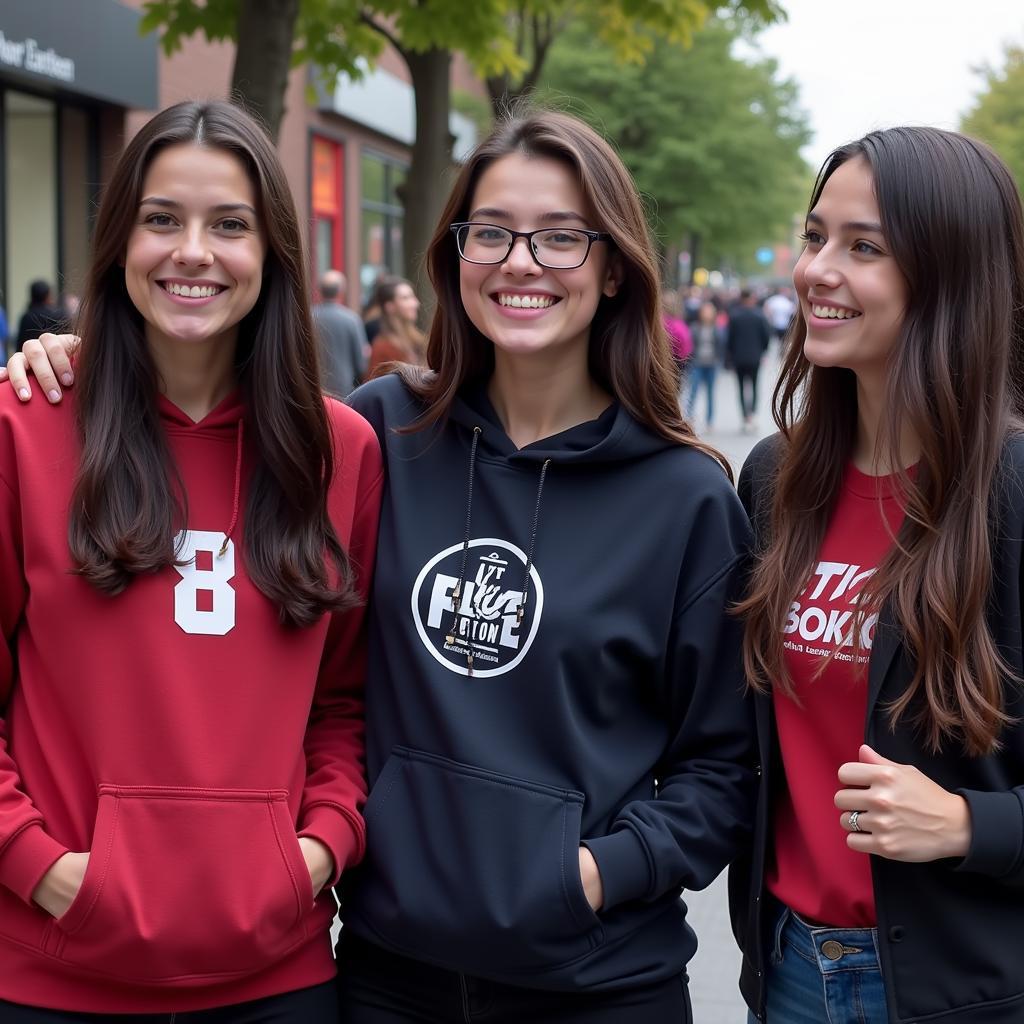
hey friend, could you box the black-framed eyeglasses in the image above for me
[450,222,612,270]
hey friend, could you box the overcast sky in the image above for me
[749,0,1024,171]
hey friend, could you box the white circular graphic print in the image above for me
[411,538,544,677]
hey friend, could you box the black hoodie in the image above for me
[343,373,756,992]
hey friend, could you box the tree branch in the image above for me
[506,11,553,103]
[358,8,407,60]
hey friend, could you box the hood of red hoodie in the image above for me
[156,389,246,438]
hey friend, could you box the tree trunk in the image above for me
[402,47,455,321]
[231,0,300,141]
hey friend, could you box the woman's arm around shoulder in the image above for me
[295,399,384,886]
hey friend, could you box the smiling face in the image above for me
[387,282,421,325]
[794,157,909,383]
[458,152,619,363]
[124,143,266,355]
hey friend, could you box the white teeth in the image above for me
[497,294,555,309]
[812,303,860,320]
[165,282,222,298]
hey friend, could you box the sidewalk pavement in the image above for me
[683,349,779,1023]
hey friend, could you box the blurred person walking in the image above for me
[663,291,693,385]
[686,301,725,430]
[763,287,796,342]
[726,289,770,432]
[16,280,62,349]
[313,269,369,398]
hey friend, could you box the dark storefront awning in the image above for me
[0,0,156,109]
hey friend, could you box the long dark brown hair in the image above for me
[374,275,425,357]
[739,127,1024,755]
[69,100,355,626]
[396,109,727,474]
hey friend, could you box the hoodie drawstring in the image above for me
[218,418,244,558]
[517,458,551,626]
[445,427,482,665]
[445,425,552,676]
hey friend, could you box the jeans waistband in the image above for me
[772,902,881,976]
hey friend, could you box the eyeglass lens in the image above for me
[458,225,591,268]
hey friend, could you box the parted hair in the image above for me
[738,126,1024,754]
[395,108,728,474]
[69,99,355,626]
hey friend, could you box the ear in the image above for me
[602,252,624,298]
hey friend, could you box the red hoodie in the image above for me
[0,386,382,1012]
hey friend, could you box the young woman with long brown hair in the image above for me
[13,108,757,1022]
[0,100,381,1021]
[731,127,1024,1024]
[331,108,755,1024]
[364,274,426,375]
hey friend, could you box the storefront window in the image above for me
[59,104,93,305]
[311,135,344,283]
[360,151,406,301]
[4,91,57,345]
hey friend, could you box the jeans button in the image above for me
[821,940,845,960]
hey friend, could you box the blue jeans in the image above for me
[747,901,888,1024]
[687,364,717,424]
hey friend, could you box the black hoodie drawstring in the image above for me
[445,426,552,676]
[445,427,482,663]
[218,418,244,558]
[517,458,551,626]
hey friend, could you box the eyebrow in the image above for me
[139,196,258,216]
[468,207,588,225]
[806,211,883,233]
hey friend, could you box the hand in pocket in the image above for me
[31,852,90,919]
[579,846,604,912]
[298,836,334,897]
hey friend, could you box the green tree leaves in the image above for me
[539,17,810,269]
[962,45,1024,193]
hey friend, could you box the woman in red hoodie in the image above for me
[0,101,381,1020]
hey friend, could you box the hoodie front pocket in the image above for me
[354,747,603,975]
[53,785,311,983]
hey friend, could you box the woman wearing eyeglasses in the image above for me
[330,110,755,1023]
[5,110,755,1024]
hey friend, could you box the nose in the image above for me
[501,235,541,275]
[173,223,213,267]
[801,243,842,290]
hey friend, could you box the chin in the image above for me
[802,339,850,370]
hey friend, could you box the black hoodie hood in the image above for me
[450,380,677,466]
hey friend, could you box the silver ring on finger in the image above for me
[849,809,866,833]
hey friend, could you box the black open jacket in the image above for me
[729,434,1024,1024]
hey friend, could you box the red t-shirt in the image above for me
[767,462,905,927]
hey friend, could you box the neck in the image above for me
[147,329,238,423]
[487,346,611,450]
[853,369,920,474]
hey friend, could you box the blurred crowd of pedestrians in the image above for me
[311,269,427,399]
[663,283,795,434]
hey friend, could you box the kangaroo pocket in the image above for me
[52,785,313,983]
[352,747,604,974]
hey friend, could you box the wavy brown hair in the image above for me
[395,109,727,474]
[739,127,1024,755]
[69,100,355,626]
[374,275,425,358]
